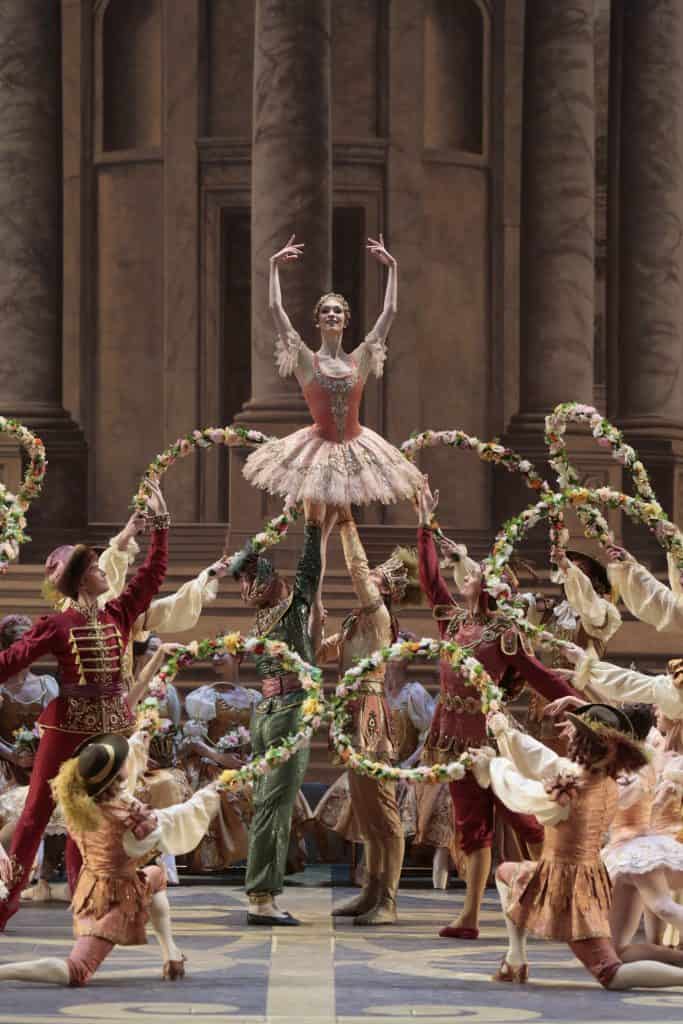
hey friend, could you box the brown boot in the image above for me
[354,890,397,926]
[332,877,381,918]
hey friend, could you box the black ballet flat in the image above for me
[247,911,301,926]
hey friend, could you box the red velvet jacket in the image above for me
[418,527,579,757]
[0,529,168,735]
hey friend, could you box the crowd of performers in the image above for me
[2,237,683,991]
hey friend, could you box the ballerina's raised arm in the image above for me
[356,234,397,381]
[269,235,314,383]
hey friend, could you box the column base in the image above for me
[0,405,88,560]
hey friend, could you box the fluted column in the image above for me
[517,0,596,421]
[497,0,602,539]
[616,0,683,431]
[0,1,86,547]
[239,0,332,425]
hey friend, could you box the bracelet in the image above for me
[149,512,171,531]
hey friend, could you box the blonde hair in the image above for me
[50,757,103,833]
[313,292,350,327]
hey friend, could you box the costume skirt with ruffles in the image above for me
[603,833,683,882]
[243,425,423,506]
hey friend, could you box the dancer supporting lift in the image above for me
[320,508,419,924]
[481,704,683,989]
[0,729,220,986]
[231,503,322,926]
[0,481,170,930]
[416,477,581,939]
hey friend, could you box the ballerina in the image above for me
[242,234,423,614]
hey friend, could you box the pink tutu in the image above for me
[243,425,423,506]
[602,833,683,881]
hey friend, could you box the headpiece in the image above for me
[44,543,100,601]
[376,546,423,606]
[565,702,648,774]
[50,732,130,833]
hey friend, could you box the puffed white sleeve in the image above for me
[41,675,59,704]
[562,561,621,642]
[98,535,140,604]
[608,557,683,634]
[184,685,218,723]
[122,786,220,858]
[574,654,683,719]
[134,569,219,641]
[491,718,574,782]
[489,758,569,826]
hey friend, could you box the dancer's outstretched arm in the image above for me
[570,649,683,719]
[356,235,396,380]
[269,236,314,380]
[607,544,683,634]
[553,546,621,643]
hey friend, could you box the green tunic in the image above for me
[245,523,321,896]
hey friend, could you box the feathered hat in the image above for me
[50,732,129,833]
[565,702,648,775]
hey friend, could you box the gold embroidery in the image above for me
[59,695,133,734]
[252,594,294,638]
[438,693,481,715]
[69,620,123,687]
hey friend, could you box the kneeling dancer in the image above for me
[0,730,219,986]
[485,704,683,989]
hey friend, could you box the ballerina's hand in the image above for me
[543,695,585,718]
[271,234,304,266]
[366,233,395,266]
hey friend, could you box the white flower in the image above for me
[518,460,531,473]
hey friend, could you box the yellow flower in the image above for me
[222,632,242,656]
[301,698,321,718]
[218,769,239,788]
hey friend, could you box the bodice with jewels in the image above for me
[302,355,364,443]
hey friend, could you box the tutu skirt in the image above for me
[603,833,683,881]
[243,425,423,506]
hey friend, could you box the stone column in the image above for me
[613,0,683,538]
[0,1,86,551]
[238,0,332,427]
[617,0,683,430]
[497,0,604,538]
[229,0,332,558]
[517,0,596,421]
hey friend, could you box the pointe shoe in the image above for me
[162,954,186,981]
[439,925,479,939]
[493,958,528,984]
[20,880,51,903]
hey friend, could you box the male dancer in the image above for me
[231,502,321,926]
[319,506,420,924]
[416,476,581,939]
[0,481,170,930]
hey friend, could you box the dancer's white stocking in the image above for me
[609,960,683,989]
[148,891,182,963]
[432,847,449,890]
[0,958,70,985]
[495,876,527,967]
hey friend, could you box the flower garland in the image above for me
[546,402,656,500]
[0,417,47,572]
[329,636,503,784]
[146,632,324,792]
[401,427,569,601]
[131,424,299,559]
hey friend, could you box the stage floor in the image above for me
[0,877,681,1023]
